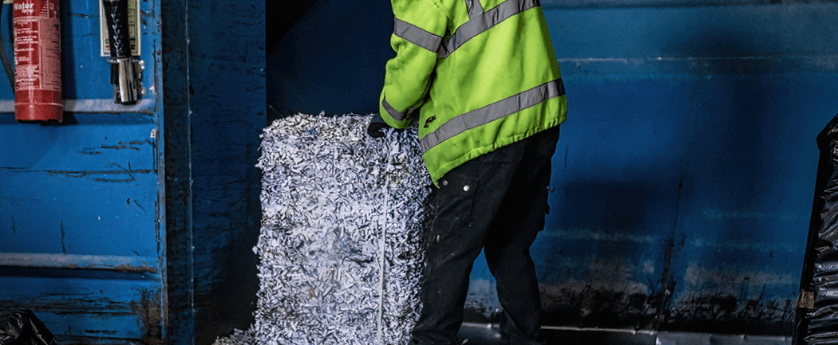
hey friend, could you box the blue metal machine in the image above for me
[0,0,164,343]
[271,0,838,338]
[1,0,836,343]
[0,0,264,344]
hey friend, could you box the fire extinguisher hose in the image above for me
[0,3,15,92]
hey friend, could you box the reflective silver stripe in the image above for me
[420,79,564,152]
[382,97,406,121]
[439,0,540,58]
[466,0,483,19]
[394,18,443,53]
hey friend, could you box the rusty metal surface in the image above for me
[0,273,162,343]
[0,253,159,274]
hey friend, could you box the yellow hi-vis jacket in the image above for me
[379,0,568,185]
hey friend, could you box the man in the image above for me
[370,0,567,343]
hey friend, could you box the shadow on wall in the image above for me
[266,0,394,123]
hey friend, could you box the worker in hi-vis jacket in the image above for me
[368,0,568,343]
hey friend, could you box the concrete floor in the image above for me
[457,323,792,345]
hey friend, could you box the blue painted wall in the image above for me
[271,0,838,334]
[267,0,392,117]
[0,0,263,342]
[187,1,264,344]
[533,3,837,333]
[0,0,167,343]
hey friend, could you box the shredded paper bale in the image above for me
[215,113,431,345]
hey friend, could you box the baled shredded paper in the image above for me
[215,113,431,345]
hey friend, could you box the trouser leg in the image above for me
[412,126,560,345]
[484,127,560,345]
[411,146,520,345]
[411,186,485,345]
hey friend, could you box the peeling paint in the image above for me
[540,229,659,244]
[44,169,154,178]
[701,208,806,222]
[0,253,159,274]
[77,149,103,155]
[82,329,118,334]
[60,221,67,254]
[38,168,154,183]
[488,279,797,335]
[70,12,95,19]
[665,294,794,335]
[0,288,164,342]
[0,294,136,317]
[681,265,795,293]
[537,281,659,330]
[657,236,677,329]
[110,264,158,274]
[688,237,800,252]
[101,140,154,151]
[132,289,163,344]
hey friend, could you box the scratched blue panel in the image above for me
[0,171,159,257]
[0,0,164,342]
[0,115,155,169]
[0,273,159,341]
[0,115,158,257]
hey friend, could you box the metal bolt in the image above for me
[463,185,470,192]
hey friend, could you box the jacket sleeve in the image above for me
[379,0,448,129]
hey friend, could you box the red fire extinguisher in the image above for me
[13,0,62,122]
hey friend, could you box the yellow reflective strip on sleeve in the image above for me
[381,97,406,121]
[394,18,443,53]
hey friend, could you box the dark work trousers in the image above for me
[411,126,561,345]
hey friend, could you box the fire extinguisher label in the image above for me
[13,0,61,92]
